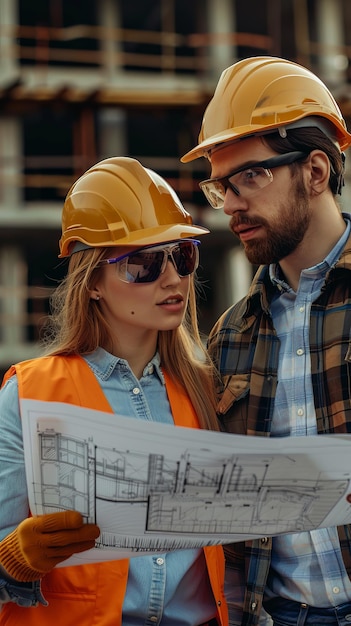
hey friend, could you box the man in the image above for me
[181,56,351,626]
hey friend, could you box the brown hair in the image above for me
[263,127,345,195]
[42,247,220,431]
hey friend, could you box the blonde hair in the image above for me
[42,247,220,431]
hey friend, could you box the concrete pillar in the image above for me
[315,0,347,87]
[98,0,123,76]
[0,118,23,208]
[0,246,27,346]
[206,0,237,79]
[215,247,253,316]
[227,247,253,306]
[0,0,19,82]
[99,108,127,158]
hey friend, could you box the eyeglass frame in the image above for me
[199,150,310,209]
[97,239,200,284]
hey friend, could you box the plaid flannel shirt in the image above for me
[208,229,351,626]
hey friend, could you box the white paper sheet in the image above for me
[20,399,351,566]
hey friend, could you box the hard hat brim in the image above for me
[181,114,351,163]
[59,223,209,257]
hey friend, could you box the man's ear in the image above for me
[307,150,331,195]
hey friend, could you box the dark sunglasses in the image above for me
[98,239,200,284]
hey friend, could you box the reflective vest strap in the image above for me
[163,369,200,429]
[7,355,113,412]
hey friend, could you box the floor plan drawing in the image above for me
[21,399,351,564]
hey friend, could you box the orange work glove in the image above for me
[0,511,100,582]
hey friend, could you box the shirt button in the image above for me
[296,348,304,356]
[297,408,304,416]
[132,387,140,395]
[333,586,340,594]
[150,617,158,623]
[156,557,164,565]
[299,306,305,313]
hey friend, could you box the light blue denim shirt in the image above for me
[0,347,216,624]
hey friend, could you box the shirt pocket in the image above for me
[217,374,250,414]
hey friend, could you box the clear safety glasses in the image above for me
[199,151,309,209]
[99,239,200,284]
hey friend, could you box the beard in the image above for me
[234,175,311,265]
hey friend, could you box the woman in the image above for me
[0,157,228,626]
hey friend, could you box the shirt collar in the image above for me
[241,213,351,318]
[269,212,351,290]
[83,346,165,383]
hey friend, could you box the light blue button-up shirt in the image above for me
[265,217,351,608]
[0,347,216,624]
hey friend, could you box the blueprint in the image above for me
[21,399,351,566]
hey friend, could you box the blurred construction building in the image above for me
[1,0,351,375]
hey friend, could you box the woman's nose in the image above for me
[160,257,181,284]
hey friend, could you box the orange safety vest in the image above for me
[0,355,228,626]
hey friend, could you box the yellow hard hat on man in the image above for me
[181,56,351,163]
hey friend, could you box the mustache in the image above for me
[230,215,268,229]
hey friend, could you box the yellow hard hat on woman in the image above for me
[181,56,351,162]
[59,156,208,257]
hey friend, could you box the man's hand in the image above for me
[0,511,100,582]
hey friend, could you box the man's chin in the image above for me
[243,244,267,266]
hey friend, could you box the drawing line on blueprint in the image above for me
[35,426,348,546]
